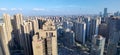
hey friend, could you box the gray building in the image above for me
[83,17,91,41]
[63,29,75,47]
[104,8,108,17]
[74,21,86,44]
[107,16,120,55]
[89,17,101,41]
[91,35,105,55]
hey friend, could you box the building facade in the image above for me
[0,23,10,55]
[91,35,105,55]
[75,21,86,44]
[32,20,58,55]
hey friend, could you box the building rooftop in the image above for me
[65,28,71,32]
[96,35,104,40]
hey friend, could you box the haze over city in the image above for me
[0,0,120,15]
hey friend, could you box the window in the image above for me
[49,32,53,37]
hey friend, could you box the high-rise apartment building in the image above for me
[3,14,13,44]
[12,14,23,48]
[91,35,105,55]
[32,19,58,55]
[107,16,120,55]
[63,28,75,47]
[89,17,101,41]
[30,19,39,34]
[32,35,45,55]
[83,17,91,41]
[98,23,109,43]
[0,22,10,55]
[75,21,86,44]
[21,21,33,55]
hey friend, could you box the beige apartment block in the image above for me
[13,14,24,48]
[32,20,58,55]
[3,14,13,45]
[28,19,39,34]
[0,23,10,55]
[22,21,33,55]
[32,35,45,55]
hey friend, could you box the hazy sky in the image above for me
[0,0,120,15]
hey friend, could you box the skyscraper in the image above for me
[2,14,14,55]
[107,16,120,55]
[91,35,105,55]
[75,21,86,44]
[12,14,23,48]
[99,12,102,17]
[3,14,13,46]
[89,17,101,41]
[21,21,33,55]
[83,17,91,41]
[0,22,10,55]
[104,8,108,17]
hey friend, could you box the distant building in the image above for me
[63,28,75,47]
[62,21,73,29]
[99,12,102,17]
[91,35,105,55]
[114,11,120,16]
[103,8,108,17]
[62,21,68,29]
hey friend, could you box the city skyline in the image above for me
[0,0,120,55]
[0,0,120,15]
